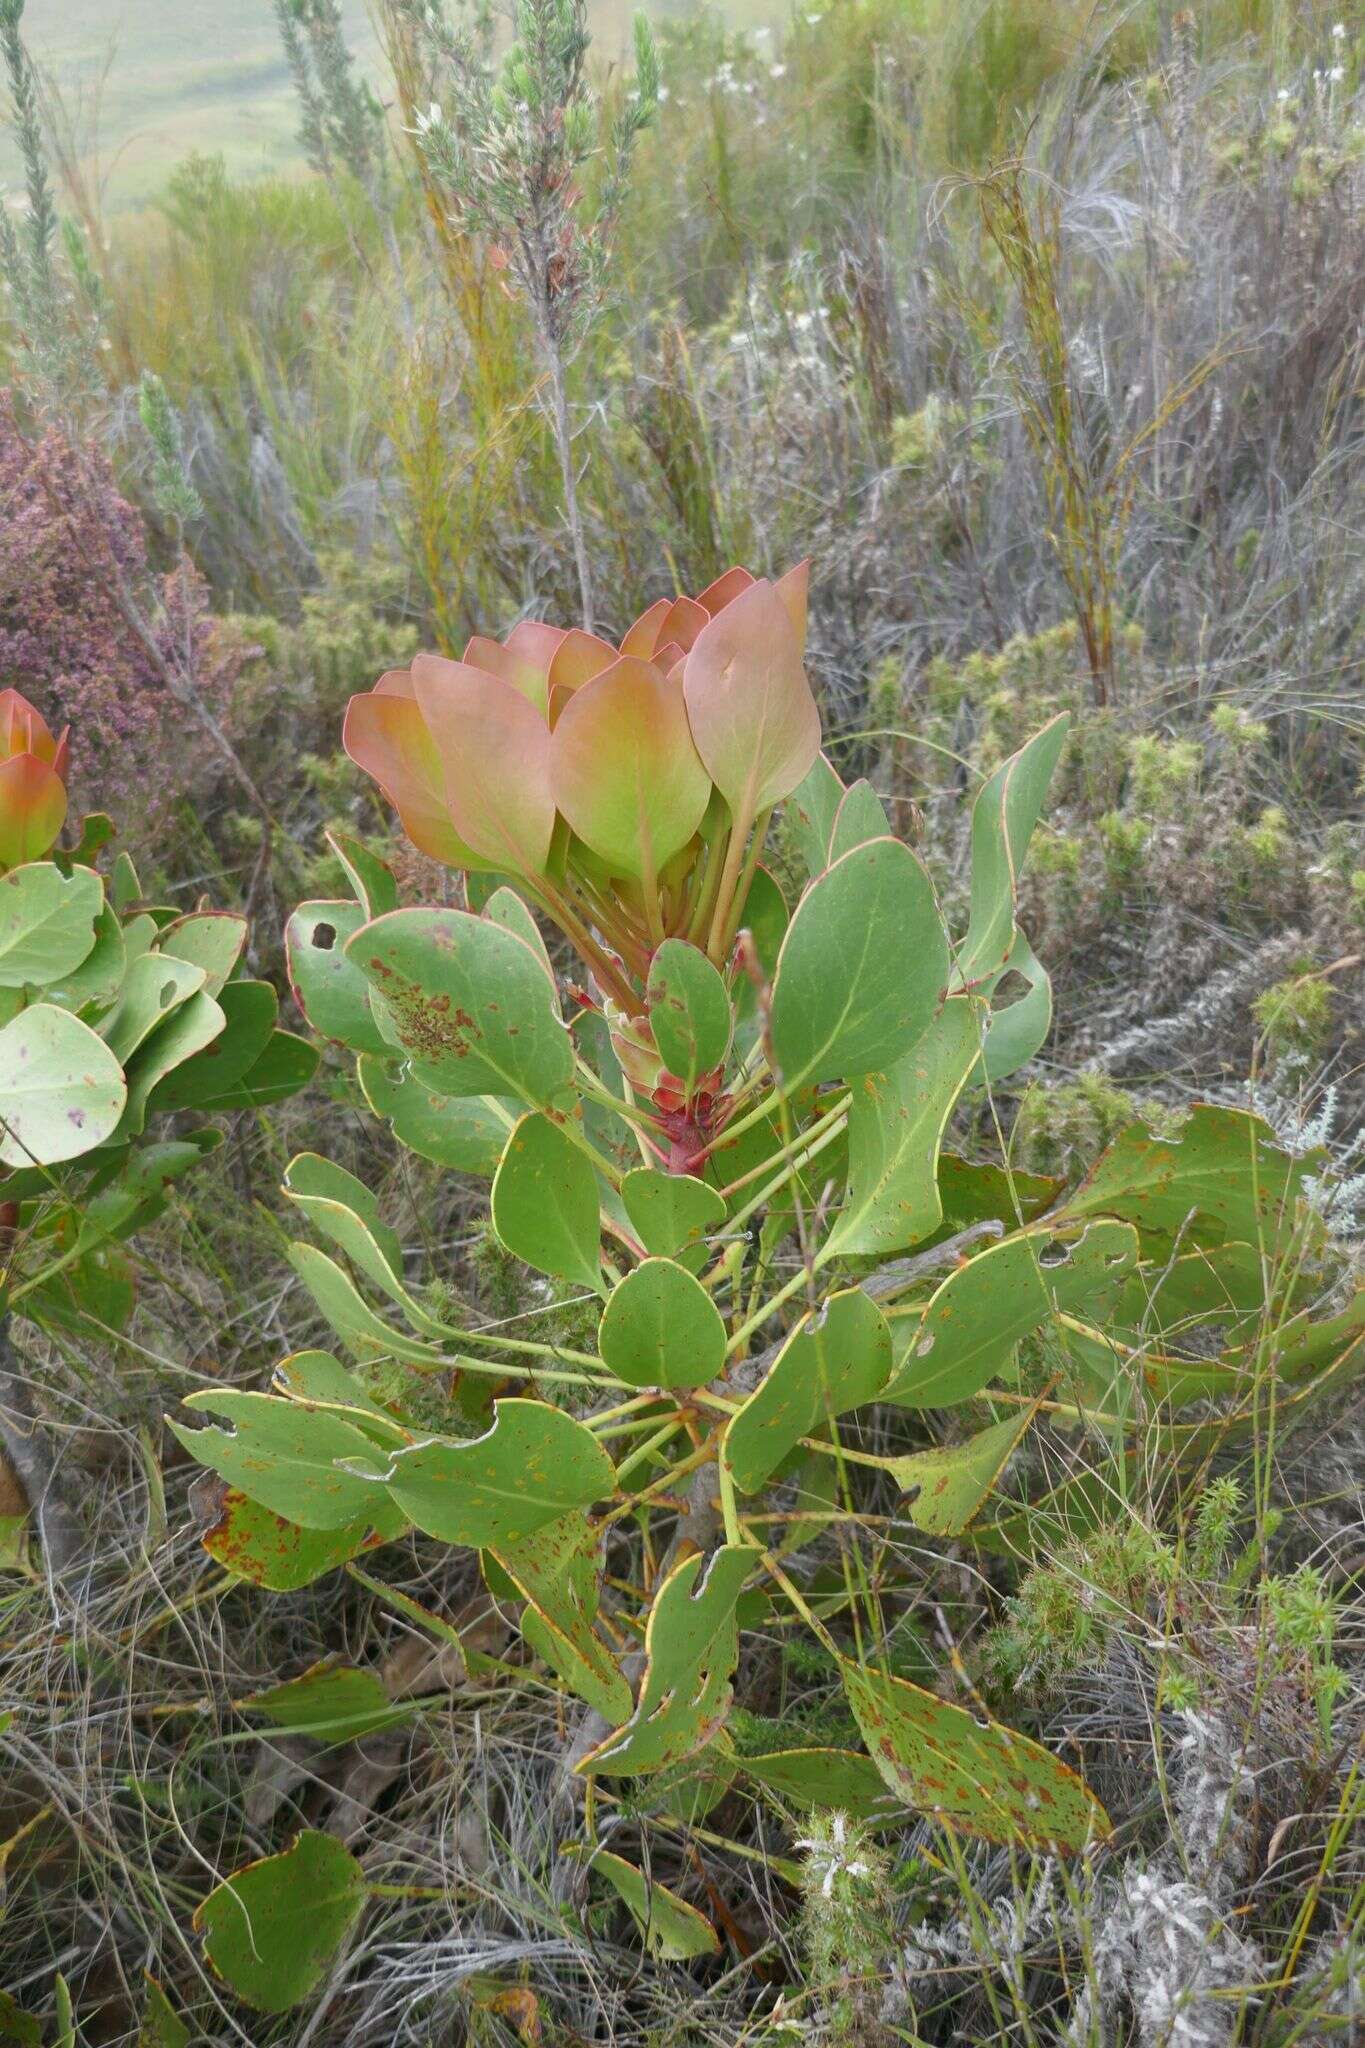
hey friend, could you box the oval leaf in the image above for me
[371,1399,615,1546]
[552,657,711,881]
[646,939,732,1092]
[683,579,820,825]
[0,1003,127,1166]
[349,907,573,1106]
[769,839,948,1089]
[491,1111,602,1291]
[840,1656,1110,1853]
[194,1832,367,2014]
[0,862,101,989]
[599,1257,727,1389]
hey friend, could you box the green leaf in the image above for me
[240,1660,416,1746]
[349,907,574,1106]
[44,898,125,1011]
[282,1152,434,1324]
[196,1484,404,1591]
[841,1656,1110,1852]
[115,992,226,1138]
[823,998,983,1260]
[724,1288,892,1495]
[171,1390,394,1530]
[99,952,205,1063]
[286,1242,447,1363]
[954,713,1068,987]
[770,839,948,1089]
[1062,1104,1308,1255]
[646,939,732,1092]
[493,1513,631,1720]
[578,1545,753,1776]
[620,1168,725,1260]
[190,1029,318,1112]
[285,900,389,1055]
[0,862,101,989]
[885,1219,1138,1408]
[575,1848,719,1960]
[157,910,247,995]
[599,1257,727,1389]
[827,778,889,862]
[977,929,1053,1082]
[77,1134,221,1249]
[0,1004,127,1166]
[481,885,554,979]
[137,1975,189,2048]
[491,1112,602,1291]
[358,1054,514,1175]
[372,1399,616,1547]
[194,1832,367,2014]
[935,1153,1063,1238]
[327,828,398,921]
[887,1399,1044,1536]
[741,1746,902,1820]
[145,979,278,1114]
[0,1993,41,2046]
[786,750,845,878]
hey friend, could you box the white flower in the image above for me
[795,1811,873,1900]
[806,10,824,20]
[1277,87,1291,101]
[1329,64,1345,81]
[1332,21,1346,39]
[770,62,787,78]
[657,85,670,102]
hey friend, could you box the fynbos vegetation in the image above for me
[0,1,1361,2042]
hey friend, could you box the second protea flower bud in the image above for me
[0,688,70,871]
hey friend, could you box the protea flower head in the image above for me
[0,688,70,871]
[344,564,819,1013]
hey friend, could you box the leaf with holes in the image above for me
[599,1257,727,1389]
[823,998,983,1260]
[349,908,574,1106]
[646,940,732,1092]
[1062,1105,1308,1256]
[358,1055,514,1175]
[0,1004,127,1166]
[194,1832,367,2013]
[285,900,390,1055]
[620,1168,726,1259]
[493,1513,631,1720]
[157,911,247,996]
[724,1288,893,1495]
[145,980,278,1114]
[769,839,947,1089]
[841,1656,1109,1852]
[0,862,101,988]
[884,1220,1138,1408]
[99,953,205,1063]
[491,1112,602,1292]
[886,1397,1046,1536]
[575,1848,719,1960]
[369,1400,616,1548]
[171,1390,395,1530]
[577,1545,753,1776]
[977,929,1053,1083]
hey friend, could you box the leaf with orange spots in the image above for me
[360,1399,616,1548]
[841,1656,1110,1853]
